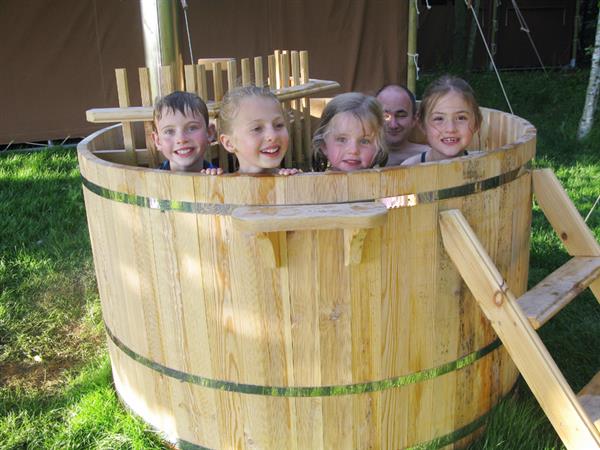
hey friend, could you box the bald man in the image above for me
[376,84,428,166]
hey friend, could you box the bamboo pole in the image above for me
[407,0,418,93]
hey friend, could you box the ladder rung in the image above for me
[516,256,600,329]
[578,371,600,431]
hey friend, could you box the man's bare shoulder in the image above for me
[400,152,424,166]
[386,142,429,166]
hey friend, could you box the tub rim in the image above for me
[77,107,536,206]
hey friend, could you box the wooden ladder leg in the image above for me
[115,68,137,166]
[533,168,600,302]
[439,209,600,450]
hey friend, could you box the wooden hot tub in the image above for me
[78,106,535,449]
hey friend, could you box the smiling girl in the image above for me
[312,92,387,172]
[402,75,482,166]
[219,86,299,175]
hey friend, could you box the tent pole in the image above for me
[407,0,418,93]
[140,0,183,100]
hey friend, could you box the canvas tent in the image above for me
[1,0,579,145]
[0,0,409,145]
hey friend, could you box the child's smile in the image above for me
[260,143,282,156]
[174,146,195,157]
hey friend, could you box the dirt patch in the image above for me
[0,357,79,390]
[0,322,105,390]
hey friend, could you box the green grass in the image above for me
[0,149,163,449]
[1,354,164,449]
[0,70,599,449]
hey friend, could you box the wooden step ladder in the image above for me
[439,168,600,450]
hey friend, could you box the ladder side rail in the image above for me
[439,209,600,449]
[533,168,600,301]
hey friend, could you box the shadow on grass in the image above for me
[0,355,165,450]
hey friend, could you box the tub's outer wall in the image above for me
[78,107,536,449]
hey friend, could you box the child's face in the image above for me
[220,97,289,173]
[423,91,476,160]
[152,109,214,172]
[321,112,378,171]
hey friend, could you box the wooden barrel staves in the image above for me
[77,107,536,449]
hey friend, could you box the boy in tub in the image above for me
[152,91,222,174]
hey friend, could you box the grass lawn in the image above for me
[1,69,599,449]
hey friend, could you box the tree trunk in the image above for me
[578,10,600,140]
[466,0,481,72]
[489,0,499,71]
[571,0,582,68]
[453,1,467,69]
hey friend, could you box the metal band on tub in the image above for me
[117,384,510,450]
[105,321,501,397]
[116,381,513,450]
[80,164,528,212]
[107,321,506,448]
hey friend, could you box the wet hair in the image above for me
[218,85,282,136]
[375,84,417,117]
[418,75,483,131]
[153,91,209,129]
[312,92,388,172]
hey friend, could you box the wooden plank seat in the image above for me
[231,202,388,233]
[579,371,600,431]
[517,256,600,329]
[231,202,388,267]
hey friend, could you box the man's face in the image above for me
[377,87,416,148]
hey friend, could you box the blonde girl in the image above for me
[402,75,483,165]
[312,92,387,172]
[218,86,299,175]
